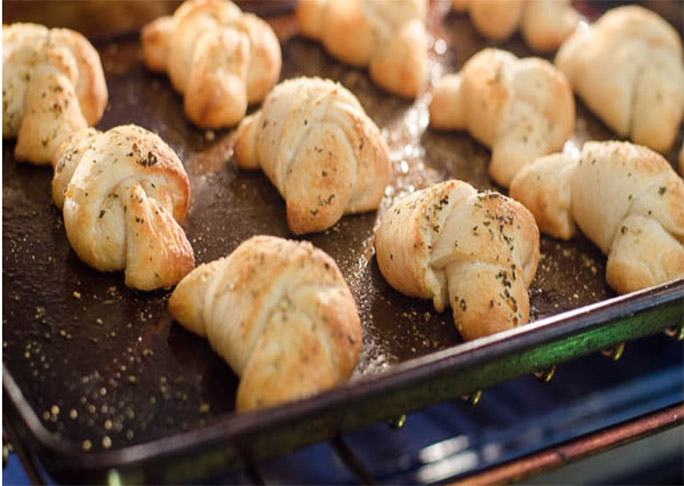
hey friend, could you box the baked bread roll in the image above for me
[430,48,575,187]
[141,0,281,128]
[169,235,362,411]
[234,77,391,234]
[52,125,195,290]
[296,0,428,98]
[375,180,540,341]
[510,141,684,294]
[3,23,107,164]
[555,6,684,153]
[451,0,579,51]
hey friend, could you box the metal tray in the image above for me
[3,2,684,483]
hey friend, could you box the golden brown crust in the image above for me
[234,77,390,235]
[605,214,684,294]
[238,14,283,104]
[572,141,684,253]
[49,28,108,125]
[451,0,469,11]
[468,0,526,41]
[375,180,540,341]
[296,0,326,39]
[184,28,250,129]
[555,6,684,153]
[2,23,108,164]
[430,48,575,187]
[140,0,281,128]
[375,181,460,307]
[510,141,684,294]
[141,16,174,72]
[509,152,578,240]
[51,125,195,290]
[369,19,426,98]
[169,235,362,412]
[453,0,579,51]
[521,0,580,51]
[296,0,427,98]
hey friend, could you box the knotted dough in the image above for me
[169,235,362,411]
[297,0,428,98]
[375,180,540,341]
[430,48,575,187]
[52,125,195,290]
[451,0,580,51]
[3,23,107,164]
[142,0,281,128]
[235,77,391,235]
[510,141,684,294]
[555,6,684,153]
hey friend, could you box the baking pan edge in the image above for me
[4,278,683,483]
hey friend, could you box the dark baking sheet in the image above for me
[3,2,684,483]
